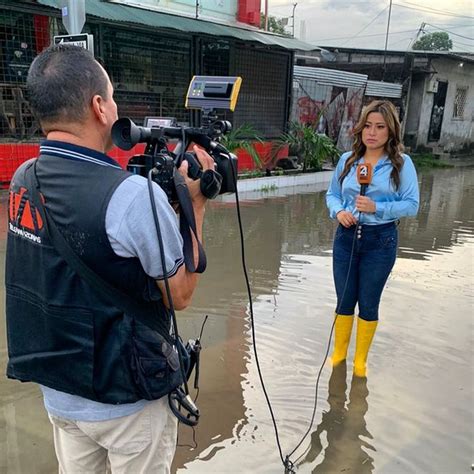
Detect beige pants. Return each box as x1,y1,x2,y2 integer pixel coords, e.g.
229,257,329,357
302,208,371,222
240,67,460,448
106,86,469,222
48,397,177,474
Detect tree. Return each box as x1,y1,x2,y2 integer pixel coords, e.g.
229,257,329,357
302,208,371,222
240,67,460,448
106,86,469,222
260,13,290,36
412,32,453,51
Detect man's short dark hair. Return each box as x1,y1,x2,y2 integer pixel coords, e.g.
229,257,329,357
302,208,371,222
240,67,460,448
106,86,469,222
27,44,109,125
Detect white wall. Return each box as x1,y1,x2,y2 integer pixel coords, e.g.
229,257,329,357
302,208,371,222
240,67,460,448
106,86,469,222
416,58,473,151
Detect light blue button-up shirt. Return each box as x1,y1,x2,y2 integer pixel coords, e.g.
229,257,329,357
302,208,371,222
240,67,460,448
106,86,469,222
326,151,419,225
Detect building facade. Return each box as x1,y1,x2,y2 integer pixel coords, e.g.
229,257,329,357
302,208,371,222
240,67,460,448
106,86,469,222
0,0,312,183
404,55,473,152
297,47,474,154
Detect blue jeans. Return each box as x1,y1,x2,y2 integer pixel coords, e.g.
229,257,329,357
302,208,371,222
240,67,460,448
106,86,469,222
332,222,398,321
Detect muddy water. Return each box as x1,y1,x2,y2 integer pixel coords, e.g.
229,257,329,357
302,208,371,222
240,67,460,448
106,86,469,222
1,166,472,474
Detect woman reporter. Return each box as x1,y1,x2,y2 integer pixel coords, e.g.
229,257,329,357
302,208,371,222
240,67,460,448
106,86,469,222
326,100,419,377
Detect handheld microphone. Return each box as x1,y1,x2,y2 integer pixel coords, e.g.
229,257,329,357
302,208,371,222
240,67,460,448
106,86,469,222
356,163,373,196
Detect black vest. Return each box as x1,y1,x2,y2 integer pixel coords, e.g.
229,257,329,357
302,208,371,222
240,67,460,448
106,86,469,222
6,153,184,403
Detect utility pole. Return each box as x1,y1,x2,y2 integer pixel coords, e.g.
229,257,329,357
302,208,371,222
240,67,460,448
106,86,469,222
264,0,269,31
382,0,393,81
195,0,199,19
408,22,425,49
291,3,297,38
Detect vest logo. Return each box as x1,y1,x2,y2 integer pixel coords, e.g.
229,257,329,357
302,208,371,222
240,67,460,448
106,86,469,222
9,187,44,244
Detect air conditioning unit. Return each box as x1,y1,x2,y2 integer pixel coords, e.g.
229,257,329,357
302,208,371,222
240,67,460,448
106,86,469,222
426,79,439,93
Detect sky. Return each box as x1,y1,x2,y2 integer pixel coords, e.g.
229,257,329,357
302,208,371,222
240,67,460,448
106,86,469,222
267,0,474,52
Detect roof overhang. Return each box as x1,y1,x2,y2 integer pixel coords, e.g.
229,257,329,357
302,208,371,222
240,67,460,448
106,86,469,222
36,0,320,51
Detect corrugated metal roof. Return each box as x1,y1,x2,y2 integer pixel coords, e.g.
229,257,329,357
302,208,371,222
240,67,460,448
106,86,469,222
36,0,318,51
365,80,402,98
293,65,368,88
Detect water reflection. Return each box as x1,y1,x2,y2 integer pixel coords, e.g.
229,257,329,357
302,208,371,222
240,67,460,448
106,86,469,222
398,168,474,259
298,363,374,473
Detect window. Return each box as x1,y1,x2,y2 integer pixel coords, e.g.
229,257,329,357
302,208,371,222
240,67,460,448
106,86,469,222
453,86,468,119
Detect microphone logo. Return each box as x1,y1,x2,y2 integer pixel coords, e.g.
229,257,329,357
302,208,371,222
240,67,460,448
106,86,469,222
357,163,372,196
357,163,372,185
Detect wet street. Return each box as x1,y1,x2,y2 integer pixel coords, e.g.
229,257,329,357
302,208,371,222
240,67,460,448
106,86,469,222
0,165,472,474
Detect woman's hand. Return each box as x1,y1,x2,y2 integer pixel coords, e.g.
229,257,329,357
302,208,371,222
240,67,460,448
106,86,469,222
336,210,358,228
355,195,376,214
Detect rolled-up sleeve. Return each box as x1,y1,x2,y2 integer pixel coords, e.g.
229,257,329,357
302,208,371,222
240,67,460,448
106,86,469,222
375,156,419,219
326,154,347,219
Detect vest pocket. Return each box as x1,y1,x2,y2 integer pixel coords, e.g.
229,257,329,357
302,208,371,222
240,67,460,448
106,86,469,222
6,287,95,399
130,320,189,400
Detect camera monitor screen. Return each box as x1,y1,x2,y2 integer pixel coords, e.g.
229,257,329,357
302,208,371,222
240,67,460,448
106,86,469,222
186,76,242,112
144,117,177,128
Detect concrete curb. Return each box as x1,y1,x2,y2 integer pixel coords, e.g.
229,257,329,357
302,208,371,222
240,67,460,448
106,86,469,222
236,170,334,192
217,170,334,203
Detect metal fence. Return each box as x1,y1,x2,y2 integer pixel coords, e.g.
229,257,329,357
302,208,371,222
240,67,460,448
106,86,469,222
0,5,292,143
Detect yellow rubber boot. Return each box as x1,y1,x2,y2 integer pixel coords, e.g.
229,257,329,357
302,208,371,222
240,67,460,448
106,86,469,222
331,314,354,366
353,317,378,377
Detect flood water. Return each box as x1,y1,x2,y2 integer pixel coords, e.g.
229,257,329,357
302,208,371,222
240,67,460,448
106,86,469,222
0,166,473,474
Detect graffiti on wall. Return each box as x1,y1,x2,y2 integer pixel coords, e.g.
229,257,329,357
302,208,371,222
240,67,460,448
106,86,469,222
337,87,365,151
293,80,365,153
297,96,325,125
326,90,345,141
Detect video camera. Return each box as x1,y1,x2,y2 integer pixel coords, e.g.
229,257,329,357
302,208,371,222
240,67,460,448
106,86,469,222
111,76,242,203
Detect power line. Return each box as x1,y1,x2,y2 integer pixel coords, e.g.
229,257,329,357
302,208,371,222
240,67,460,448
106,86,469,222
451,40,474,49
396,0,473,19
393,3,474,19
424,23,474,40
315,28,419,42
425,23,474,29
390,35,416,47
339,5,389,46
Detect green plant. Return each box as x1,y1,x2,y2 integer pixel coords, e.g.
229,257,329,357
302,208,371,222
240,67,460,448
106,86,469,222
412,153,454,169
412,32,452,51
276,121,340,171
260,184,278,192
219,123,264,168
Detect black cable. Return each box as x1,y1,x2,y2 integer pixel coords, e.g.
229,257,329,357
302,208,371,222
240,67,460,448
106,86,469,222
179,126,186,165
229,162,287,468
147,170,190,396
230,157,359,469
292,170,363,462
290,222,358,461
199,314,209,340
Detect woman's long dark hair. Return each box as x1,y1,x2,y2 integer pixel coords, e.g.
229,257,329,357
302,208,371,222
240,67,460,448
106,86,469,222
339,100,404,189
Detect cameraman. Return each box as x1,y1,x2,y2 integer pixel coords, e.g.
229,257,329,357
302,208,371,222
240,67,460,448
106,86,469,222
6,44,213,473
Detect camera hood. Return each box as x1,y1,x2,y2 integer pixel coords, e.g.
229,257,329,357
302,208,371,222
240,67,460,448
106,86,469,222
112,117,151,150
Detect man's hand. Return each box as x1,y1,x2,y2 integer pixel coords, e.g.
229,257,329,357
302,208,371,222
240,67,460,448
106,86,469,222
355,195,376,214
177,145,215,208
160,145,213,310
336,210,358,228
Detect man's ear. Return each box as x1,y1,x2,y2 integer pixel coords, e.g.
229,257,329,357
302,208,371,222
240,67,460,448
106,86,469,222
91,95,107,125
